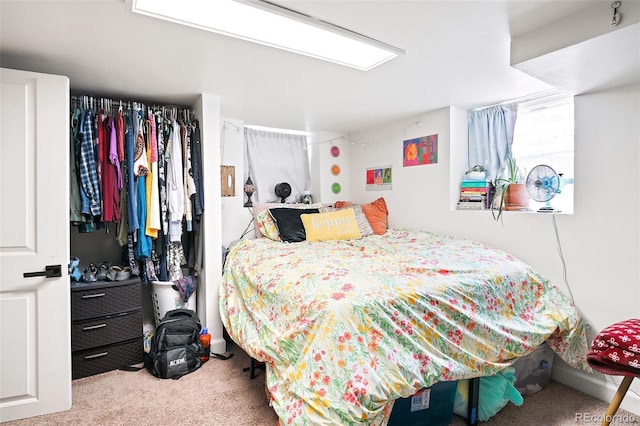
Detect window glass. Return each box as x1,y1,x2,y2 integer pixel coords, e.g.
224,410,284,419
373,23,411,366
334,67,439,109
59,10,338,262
512,96,574,214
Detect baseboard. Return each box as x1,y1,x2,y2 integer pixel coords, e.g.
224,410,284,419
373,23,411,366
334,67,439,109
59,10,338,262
210,337,227,355
551,358,640,416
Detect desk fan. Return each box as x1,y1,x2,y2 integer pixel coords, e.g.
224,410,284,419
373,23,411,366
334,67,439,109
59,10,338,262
525,165,569,212
275,182,292,203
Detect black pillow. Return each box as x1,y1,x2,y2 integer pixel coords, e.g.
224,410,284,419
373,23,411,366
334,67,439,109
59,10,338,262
269,208,320,243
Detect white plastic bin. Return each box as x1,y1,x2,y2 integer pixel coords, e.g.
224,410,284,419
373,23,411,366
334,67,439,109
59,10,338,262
512,342,554,395
151,280,196,325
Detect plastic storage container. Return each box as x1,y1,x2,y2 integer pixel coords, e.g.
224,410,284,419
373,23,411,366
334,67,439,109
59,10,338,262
151,280,196,325
388,380,457,426
512,342,554,395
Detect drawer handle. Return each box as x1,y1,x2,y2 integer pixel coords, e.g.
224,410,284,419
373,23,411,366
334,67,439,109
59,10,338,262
84,352,108,360
83,323,107,331
81,292,106,299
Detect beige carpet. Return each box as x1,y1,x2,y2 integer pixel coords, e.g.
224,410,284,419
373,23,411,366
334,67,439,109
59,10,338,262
6,344,638,425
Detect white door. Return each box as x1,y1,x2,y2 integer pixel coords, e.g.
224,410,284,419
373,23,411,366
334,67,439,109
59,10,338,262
0,68,72,422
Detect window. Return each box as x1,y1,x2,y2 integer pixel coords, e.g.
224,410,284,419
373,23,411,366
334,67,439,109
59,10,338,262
244,126,312,204
512,95,574,214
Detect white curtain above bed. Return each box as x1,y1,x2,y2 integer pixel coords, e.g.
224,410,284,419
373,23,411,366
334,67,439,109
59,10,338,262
244,127,311,203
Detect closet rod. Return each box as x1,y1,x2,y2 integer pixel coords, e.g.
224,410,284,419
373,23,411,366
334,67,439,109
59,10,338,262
70,95,190,112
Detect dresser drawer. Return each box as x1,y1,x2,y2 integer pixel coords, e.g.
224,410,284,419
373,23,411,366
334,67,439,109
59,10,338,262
72,337,144,380
72,309,142,352
71,279,141,321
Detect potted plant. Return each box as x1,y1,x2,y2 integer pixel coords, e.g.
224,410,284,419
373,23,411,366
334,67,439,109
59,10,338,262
491,156,529,221
464,165,486,180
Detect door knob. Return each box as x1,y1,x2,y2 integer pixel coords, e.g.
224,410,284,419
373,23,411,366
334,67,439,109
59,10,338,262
23,264,63,278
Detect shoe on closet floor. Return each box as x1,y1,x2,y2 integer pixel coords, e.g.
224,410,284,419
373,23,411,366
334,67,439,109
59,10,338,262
106,265,122,281
81,263,98,282
106,265,131,281
96,262,110,281
69,257,81,281
116,266,131,281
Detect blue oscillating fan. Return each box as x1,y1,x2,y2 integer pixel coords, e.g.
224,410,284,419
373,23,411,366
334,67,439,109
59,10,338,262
525,165,572,213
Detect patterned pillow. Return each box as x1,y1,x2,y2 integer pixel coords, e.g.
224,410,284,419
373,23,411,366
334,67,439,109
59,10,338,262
336,205,373,237
255,209,281,240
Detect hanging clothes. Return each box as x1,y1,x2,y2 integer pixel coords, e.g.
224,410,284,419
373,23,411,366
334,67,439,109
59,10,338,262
116,175,129,246
167,118,184,242
69,96,201,283
135,174,152,260
145,113,160,238
110,115,123,191
117,107,125,163
180,119,196,232
125,109,138,232
126,233,140,276
153,111,169,281
190,119,204,217
69,107,85,224
167,241,186,281
101,115,120,223
156,113,169,235
78,108,102,217
133,108,149,177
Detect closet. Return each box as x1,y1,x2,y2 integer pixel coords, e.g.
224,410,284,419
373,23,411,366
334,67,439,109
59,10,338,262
69,95,209,376
68,94,227,374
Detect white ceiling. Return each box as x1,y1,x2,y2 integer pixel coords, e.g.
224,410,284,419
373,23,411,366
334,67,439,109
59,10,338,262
0,0,637,134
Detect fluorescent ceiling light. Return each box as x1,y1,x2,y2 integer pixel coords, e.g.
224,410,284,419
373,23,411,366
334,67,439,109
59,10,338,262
132,0,404,71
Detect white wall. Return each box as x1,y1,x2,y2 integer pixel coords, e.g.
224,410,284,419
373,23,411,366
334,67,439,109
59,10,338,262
310,131,350,204
220,117,254,248
346,84,640,414
193,93,226,354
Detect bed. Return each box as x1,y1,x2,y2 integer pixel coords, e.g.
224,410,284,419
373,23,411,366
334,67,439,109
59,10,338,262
220,223,590,425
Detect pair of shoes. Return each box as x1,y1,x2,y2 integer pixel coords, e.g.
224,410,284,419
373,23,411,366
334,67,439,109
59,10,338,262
96,262,110,281
106,266,121,281
81,263,98,282
69,257,81,281
106,265,132,281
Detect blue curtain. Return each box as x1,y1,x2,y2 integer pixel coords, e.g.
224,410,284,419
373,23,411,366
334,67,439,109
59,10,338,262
467,104,518,182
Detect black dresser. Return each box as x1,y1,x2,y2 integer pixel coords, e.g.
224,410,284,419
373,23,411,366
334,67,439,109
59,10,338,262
71,278,144,379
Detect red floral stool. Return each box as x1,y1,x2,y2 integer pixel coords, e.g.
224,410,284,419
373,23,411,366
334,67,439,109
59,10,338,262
586,318,640,426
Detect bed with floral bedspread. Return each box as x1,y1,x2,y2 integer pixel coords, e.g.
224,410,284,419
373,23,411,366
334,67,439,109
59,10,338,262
219,229,590,425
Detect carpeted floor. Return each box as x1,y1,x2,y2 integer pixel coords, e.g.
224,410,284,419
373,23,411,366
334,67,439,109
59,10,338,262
6,344,638,425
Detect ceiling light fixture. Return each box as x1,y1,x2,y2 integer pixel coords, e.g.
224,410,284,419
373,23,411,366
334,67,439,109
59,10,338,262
132,0,405,71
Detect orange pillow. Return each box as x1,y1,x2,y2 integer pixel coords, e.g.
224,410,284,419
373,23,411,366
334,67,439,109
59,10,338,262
334,201,353,209
360,197,388,235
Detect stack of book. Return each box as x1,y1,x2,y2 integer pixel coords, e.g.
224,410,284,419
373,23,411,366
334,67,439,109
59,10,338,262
456,180,493,210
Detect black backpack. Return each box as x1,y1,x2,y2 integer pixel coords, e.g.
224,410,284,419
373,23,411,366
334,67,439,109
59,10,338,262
146,308,204,379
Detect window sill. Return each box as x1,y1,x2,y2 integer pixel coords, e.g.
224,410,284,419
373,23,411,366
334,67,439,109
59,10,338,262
454,207,573,215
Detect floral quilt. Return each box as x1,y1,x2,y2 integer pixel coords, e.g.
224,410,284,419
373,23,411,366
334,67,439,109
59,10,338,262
219,229,590,425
